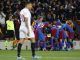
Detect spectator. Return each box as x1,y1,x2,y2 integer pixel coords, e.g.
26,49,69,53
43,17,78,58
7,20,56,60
14,16,20,40
6,15,15,40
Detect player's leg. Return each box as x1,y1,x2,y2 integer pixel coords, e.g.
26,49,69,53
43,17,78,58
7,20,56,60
59,39,63,50
30,38,36,57
59,31,63,50
62,31,68,51
29,31,41,60
30,37,42,60
30,38,41,60
17,39,24,57
28,30,36,58
17,27,28,58
68,32,74,50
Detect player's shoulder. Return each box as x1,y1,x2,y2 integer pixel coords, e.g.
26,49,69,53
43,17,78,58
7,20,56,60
20,8,25,14
20,8,29,14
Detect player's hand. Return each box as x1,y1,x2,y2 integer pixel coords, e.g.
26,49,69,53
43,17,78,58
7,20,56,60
27,31,29,36
27,30,31,37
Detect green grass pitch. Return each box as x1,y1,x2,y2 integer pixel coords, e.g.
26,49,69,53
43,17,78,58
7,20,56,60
0,50,80,60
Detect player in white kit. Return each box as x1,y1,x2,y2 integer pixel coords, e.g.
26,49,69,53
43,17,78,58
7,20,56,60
17,2,38,60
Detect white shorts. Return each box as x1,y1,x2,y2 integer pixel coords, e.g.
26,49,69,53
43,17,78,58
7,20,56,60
19,26,35,39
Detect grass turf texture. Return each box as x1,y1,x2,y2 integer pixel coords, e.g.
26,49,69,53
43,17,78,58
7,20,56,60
0,50,80,60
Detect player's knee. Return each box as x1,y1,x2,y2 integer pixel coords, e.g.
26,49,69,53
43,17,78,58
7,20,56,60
18,39,25,44
30,38,35,43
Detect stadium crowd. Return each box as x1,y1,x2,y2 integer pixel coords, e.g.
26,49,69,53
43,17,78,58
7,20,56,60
0,0,80,51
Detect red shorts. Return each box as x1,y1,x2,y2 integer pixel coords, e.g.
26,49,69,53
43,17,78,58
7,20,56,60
68,32,74,39
51,29,57,37
59,30,63,39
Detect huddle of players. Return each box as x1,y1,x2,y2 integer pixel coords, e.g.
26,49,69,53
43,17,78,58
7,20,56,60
33,19,74,51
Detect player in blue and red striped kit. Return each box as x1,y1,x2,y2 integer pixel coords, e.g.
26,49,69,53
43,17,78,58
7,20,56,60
62,21,74,50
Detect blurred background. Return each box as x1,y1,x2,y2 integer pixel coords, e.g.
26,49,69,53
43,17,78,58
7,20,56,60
0,0,80,51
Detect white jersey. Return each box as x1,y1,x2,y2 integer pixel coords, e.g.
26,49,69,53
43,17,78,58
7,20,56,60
20,8,32,30
19,8,34,38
